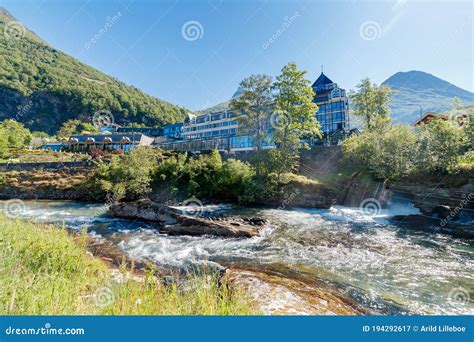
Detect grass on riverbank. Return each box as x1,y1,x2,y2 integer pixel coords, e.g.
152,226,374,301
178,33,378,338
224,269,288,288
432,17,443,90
0,149,89,163
0,215,258,315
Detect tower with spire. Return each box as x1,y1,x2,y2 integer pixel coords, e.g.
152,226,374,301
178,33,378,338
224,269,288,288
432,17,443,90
311,71,350,142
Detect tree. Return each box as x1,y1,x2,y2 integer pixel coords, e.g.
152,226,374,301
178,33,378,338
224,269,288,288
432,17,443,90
0,128,8,154
57,119,99,138
271,62,320,177
343,121,417,180
349,78,393,130
88,147,160,201
416,118,468,173
451,96,464,111
230,74,274,174
30,131,52,148
465,112,474,149
0,119,32,148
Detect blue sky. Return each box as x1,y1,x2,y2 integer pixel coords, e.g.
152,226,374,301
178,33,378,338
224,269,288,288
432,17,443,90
1,0,472,111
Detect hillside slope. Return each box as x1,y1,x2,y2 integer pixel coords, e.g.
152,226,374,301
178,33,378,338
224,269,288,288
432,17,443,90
382,70,474,123
197,87,243,115
0,7,187,134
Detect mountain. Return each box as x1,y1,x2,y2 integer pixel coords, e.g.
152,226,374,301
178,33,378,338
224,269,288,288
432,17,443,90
382,70,474,124
197,87,242,115
0,7,187,134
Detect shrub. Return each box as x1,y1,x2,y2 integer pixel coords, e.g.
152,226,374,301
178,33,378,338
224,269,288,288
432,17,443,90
343,118,469,181
416,119,468,174
343,124,417,180
88,147,161,201
154,150,256,203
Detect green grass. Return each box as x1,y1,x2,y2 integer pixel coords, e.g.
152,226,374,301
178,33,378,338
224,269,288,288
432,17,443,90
0,149,89,163
0,215,258,315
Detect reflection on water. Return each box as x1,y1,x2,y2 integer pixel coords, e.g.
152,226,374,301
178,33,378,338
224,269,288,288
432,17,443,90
2,199,473,315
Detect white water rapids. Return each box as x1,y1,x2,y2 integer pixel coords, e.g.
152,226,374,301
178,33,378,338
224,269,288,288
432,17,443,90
3,199,473,315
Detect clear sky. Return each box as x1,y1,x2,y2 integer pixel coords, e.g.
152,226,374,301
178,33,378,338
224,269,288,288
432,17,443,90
1,0,473,111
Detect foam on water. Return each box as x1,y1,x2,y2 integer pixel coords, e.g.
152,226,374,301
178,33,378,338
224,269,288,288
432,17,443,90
3,199,472,315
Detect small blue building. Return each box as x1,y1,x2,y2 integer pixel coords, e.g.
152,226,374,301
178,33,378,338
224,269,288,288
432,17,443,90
40,142,65,151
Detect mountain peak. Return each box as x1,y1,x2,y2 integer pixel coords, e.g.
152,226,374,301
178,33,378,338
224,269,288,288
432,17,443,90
0,6,17,22
383,70,466,92
0,6,48,44
0,6,187,134
382,70,474,123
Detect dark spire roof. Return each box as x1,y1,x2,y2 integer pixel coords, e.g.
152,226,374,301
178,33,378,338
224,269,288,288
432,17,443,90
312,72,334,88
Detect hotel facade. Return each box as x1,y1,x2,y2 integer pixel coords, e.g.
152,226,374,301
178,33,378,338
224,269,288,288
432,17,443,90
63,72,350,154
157,72,350,153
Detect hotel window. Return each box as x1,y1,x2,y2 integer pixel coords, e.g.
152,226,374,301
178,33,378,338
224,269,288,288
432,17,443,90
331,88,341,98
331,102,341,111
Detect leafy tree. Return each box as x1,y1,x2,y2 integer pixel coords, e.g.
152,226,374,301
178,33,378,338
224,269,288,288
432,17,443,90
30,131,52,148
57,120,99,138
346,123,417,180
464,112,474,149
349,78,393,129
154,150,256,202
230,74,274,175
0,129,8,154
451,96,464,110
416,118,468,173
271,62,320,178
0,119,32,148
88,147,160,201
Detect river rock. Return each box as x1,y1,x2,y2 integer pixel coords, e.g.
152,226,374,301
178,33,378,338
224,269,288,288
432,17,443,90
108,198,178,225
224,267,364,315
162,215,258,238
108,199,259,238
391,215,474,240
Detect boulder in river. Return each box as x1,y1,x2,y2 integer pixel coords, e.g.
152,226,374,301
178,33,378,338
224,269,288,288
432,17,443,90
163,215,258,238
390,214,474,240
108,198,178,225
224,266,364,315
108,199,260,238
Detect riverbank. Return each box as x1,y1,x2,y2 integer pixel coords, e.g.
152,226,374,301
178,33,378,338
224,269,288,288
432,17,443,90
0,215,257,315
1,146,472,239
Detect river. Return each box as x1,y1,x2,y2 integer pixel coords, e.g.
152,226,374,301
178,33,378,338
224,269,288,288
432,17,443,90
3,199,473,315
